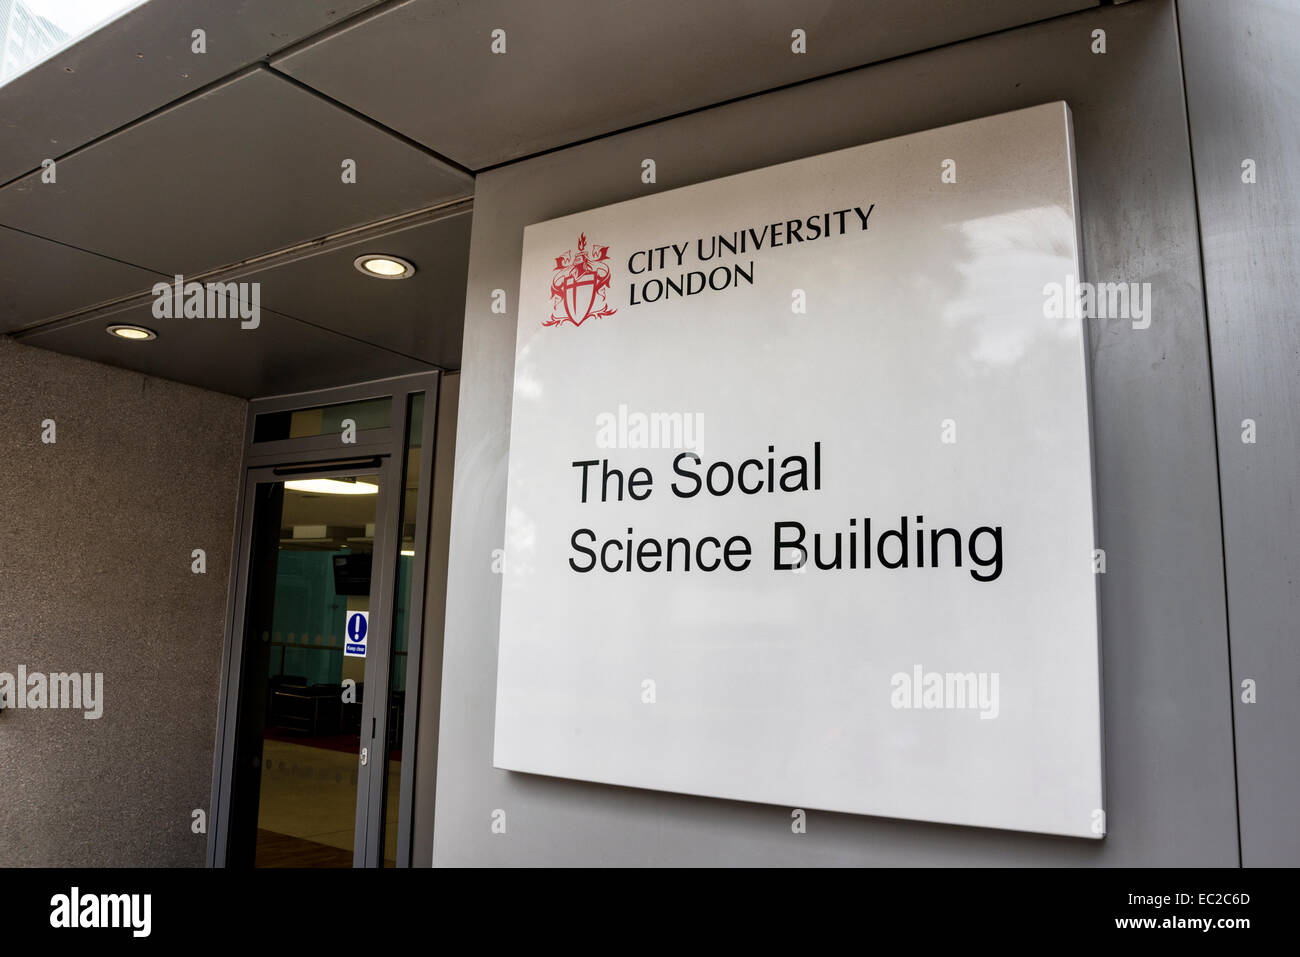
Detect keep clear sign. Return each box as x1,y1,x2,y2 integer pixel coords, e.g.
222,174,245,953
494,103,1104,840
344,611,369,658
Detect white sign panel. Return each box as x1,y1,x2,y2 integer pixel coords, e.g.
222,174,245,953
495,102,1103,839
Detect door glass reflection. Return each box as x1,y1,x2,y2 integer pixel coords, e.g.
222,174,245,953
382,393,424,866
231,473,379,867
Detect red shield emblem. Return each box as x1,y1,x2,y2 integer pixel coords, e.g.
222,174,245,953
546,233,616,328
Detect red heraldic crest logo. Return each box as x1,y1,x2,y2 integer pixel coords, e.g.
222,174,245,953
546,233,616,328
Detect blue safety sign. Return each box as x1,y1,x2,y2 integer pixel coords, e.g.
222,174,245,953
344,611,369,657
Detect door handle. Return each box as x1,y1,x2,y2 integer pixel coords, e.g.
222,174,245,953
360,747,369,766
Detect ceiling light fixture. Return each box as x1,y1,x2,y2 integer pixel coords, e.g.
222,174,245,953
354,254,416,280
284,478,379,495
106,323,157,341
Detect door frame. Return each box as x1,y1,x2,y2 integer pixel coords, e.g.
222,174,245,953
207,371,441,867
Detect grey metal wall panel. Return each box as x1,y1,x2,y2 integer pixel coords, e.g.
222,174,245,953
0,0,381,184
412,371,459,867
0,337,245,866
431,0,1239,865
274,0,1097,171
0,68,472,277
1179,0,1300,867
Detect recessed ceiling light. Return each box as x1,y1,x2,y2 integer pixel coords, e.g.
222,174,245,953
354,254,416,279
106,324,157,341
284,478,379,496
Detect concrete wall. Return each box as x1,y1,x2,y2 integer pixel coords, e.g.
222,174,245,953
432,0,1247,865
0,337,245,866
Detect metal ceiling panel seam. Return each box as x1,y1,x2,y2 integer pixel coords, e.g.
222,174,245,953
0,0,388,184
0,67,473,277
273,0,1098,170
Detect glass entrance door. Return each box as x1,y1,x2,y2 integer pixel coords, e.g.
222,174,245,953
224,459,398,867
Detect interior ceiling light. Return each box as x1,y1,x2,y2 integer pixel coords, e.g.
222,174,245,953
106,323,157,341
354,254,416,279
284,478,379,496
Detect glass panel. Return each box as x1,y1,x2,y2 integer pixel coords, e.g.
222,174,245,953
228,472,380,867
382,393,424,865
0,1,147,87
253,397,392,443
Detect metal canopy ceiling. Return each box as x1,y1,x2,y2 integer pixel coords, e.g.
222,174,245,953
0,0,1095,398
0,0,382,185
275,0,1094,171
0,67,471,275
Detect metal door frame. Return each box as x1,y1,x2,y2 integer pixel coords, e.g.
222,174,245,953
208,371,440,867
